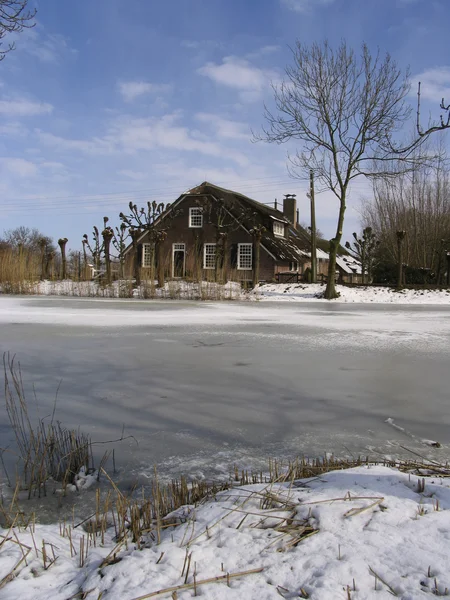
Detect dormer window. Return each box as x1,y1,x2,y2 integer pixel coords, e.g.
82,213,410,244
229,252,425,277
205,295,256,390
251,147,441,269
189,207,203,228
273,221,285,237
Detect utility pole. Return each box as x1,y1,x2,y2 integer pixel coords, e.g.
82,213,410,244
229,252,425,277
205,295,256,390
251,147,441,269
309,169,317,283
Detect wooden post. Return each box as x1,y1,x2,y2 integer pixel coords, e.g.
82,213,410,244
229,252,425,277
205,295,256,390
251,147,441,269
310,170,317,284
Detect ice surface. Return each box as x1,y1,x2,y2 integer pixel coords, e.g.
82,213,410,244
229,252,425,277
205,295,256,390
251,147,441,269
0,297,449,490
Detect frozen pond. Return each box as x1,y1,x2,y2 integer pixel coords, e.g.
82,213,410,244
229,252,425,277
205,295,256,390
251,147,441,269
1,296,450,485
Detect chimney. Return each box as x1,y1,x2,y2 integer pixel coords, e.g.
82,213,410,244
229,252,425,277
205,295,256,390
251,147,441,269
283,194,297,228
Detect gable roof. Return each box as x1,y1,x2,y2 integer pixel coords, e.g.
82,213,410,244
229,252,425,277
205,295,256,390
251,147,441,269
124,181,313,263
183,182,311,263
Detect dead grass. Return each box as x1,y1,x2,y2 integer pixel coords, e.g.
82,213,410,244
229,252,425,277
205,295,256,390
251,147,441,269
3,353,92,501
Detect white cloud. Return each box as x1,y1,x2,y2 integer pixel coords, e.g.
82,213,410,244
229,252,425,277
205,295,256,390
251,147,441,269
118,81,173,102
195,113,250,141
12,26,77,64
0,98,53,117
36,130,116,155
246,45,281,60
110,113,250,166
0,157,38,177
198,56,277,102
281,0,335,13
412,66,450,103
34,112,250,166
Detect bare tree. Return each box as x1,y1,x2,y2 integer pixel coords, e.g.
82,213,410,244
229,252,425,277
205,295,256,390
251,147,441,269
120,200,179,288
257,40,449,298
345,227,379,284
111,222,129,279
102,220,114,284
1,226,54,253
0,0,36,60
363,153,450,281
82,225,103,275
250,225,265,288
58,237,68,280
200,197,245,283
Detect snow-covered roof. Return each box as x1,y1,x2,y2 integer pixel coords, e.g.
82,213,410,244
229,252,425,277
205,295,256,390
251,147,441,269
298,248,329,260
336,255,362,274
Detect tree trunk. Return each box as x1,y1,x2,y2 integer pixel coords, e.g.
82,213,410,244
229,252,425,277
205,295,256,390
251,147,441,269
396,230,406,289
130,230,141,287
58,238,68,280
446,252,450,287
157,242,164,288
47,252,55,281
102,230,113,284
156,232,167,288
310,169,317,283
82,244,88,280
222,234,229,284
361,247,366,285
39,240,47,280
324,196,346,299
252,232,261,288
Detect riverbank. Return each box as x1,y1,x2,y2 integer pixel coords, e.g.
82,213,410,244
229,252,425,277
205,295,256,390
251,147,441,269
2,279,450,304
1,462,449,599
254,283,450,304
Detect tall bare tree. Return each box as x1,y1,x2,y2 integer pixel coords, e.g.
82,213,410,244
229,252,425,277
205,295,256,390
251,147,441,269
83,225,103,274
111,222,129,279
58,237,68,280
257,40,449,298
101,219,114,284
120,200,180,288
363,154,450,281
0,0,36,60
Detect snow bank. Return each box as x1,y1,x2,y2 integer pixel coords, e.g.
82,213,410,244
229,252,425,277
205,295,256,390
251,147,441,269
254,283,450,304
7,279,244,300
1,465,449,599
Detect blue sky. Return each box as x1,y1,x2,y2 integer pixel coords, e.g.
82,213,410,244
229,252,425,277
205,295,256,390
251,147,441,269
0,0,449,249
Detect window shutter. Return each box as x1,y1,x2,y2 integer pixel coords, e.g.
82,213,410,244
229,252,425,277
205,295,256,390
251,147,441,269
137,244,143,266
230,243,238,269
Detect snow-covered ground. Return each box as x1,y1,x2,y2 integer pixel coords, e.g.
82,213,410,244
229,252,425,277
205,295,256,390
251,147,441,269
3,279,450,304
1,465,449,599
3,279,244,300
254,283,450,304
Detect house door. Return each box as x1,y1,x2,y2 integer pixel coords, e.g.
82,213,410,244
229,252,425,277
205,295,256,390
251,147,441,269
172,243,186,278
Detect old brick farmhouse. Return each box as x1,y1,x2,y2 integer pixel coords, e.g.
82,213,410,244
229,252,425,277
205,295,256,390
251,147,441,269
123,181,362,284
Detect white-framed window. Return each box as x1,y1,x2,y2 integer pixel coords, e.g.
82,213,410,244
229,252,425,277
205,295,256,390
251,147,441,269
289,261,298,272
203,243,216,269
237,243,252,270
142,243,153,268
189,207,203,228
273,221,285,237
